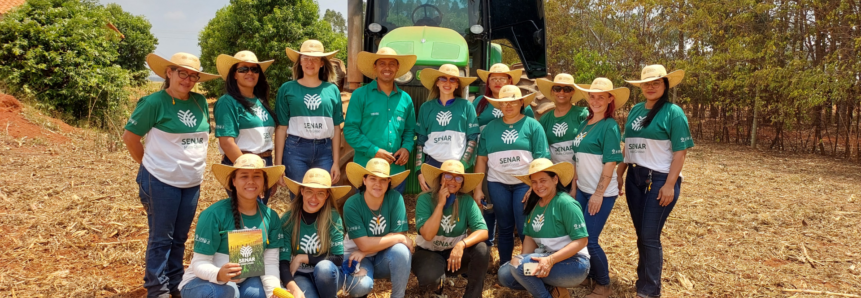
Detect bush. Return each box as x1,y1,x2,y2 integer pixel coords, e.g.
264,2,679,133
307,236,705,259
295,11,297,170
0,0,157,123
198,0,348,99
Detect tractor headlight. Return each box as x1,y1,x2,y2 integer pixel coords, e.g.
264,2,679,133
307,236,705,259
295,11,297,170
470,25,484,34
395,71,413,84
369,23,382,33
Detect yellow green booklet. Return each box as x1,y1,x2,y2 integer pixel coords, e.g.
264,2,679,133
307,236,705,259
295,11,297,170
228,229,264,278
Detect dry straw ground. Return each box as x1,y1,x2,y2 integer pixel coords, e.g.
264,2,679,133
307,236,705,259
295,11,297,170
0,98,860,297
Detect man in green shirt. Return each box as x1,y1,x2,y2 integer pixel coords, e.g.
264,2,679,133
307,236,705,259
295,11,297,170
344,47,418,193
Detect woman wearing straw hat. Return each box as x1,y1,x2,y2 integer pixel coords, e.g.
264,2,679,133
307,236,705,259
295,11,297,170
412,160,489,298
275,40,344,194
414,64,480,192
536,74,589,169
279,168,351,298
178,154,292,298
123,52,219,298
618,65,693,298
498,159,589,298
474,85,550,266
340,158,413,298
344,47,418,194
214,50,277,204
569,78,628,298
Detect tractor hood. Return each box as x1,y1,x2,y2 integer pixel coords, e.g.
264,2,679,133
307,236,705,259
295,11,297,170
379,26,468,67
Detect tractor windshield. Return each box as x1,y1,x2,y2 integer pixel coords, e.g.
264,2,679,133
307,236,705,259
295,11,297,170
369,0,480,35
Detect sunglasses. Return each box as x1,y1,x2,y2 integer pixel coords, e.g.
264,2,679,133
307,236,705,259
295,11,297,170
437,77,460,83
442,173,464,183
237,66,261,74
172,69,201,82
551,86,575,93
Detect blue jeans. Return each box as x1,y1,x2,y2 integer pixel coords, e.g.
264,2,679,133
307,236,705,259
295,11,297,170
574,189,617,286
625,166,680,297
486,181,530,265
343,243,412,298
480,178,496,247
221,155,274,205
136,165,200,297
283,135,333,187
293,260,343,298
180,276,264,298
498,253,590,298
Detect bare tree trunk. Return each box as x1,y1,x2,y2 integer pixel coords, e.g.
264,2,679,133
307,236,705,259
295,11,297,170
814,104,825,153
751,86,759,148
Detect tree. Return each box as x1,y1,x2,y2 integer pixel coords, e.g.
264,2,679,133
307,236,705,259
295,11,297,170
323,9,346,34
198,0,348,99
0,0,158,122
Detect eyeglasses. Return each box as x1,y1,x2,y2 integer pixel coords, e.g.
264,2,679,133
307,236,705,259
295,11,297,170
301,188,329,198
237,66,261,74
488,77,509,83
442,173,464,183
300,56,322,63
172,69,201,82
642,80,664,89
551,86,575,93
438,77,459,83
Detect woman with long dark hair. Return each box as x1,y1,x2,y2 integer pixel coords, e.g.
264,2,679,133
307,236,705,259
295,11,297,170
214,50,277,203
414,64,479,191
570,78,628,298
178,154,294,298
275,40,343,193
618,65,693,298
123,52,219,298
498,158,589,298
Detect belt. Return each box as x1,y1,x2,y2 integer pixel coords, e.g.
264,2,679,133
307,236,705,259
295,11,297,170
241,150,272,158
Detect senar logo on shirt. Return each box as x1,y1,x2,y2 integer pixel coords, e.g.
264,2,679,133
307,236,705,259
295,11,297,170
552,122,568,138
433,135,451,143
369,214,387,235
441,215,456,233
177,110,197,127
304,94,322,110
501,129,519,144
252,105,268,121
631,116,647,131
572,132,586,147
300,233,321,254
492,108,504,118
436,111,453,126
531,214,545,232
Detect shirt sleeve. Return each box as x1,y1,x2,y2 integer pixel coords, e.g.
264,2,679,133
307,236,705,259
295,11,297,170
343,90,380,157
401,94,417,152
602,121,624,164
560,198,589,240
266,209,282,249
415,103,429,144
343,196,369,239
466,102,480,136
462,194,487,231
275,83,291,126
524,105,535,118
124,95,159,136
214,97,240,138
192,210,221,255
530,120,551,159
414,193,432,231
329,211,345,255
390,191,409,233
330,84,345,126
278,212,293,261
477,128,488,156
669,106,695,151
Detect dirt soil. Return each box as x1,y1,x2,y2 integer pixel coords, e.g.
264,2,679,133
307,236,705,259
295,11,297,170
0,99,860,297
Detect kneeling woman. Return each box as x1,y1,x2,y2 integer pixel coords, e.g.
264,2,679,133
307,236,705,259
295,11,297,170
280,168,352,298
178,154,297,298
412,160,489,298
341,158,413,298
498,159,590,298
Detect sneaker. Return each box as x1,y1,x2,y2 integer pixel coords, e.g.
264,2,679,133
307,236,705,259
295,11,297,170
551,287,571,298
585,284,612,298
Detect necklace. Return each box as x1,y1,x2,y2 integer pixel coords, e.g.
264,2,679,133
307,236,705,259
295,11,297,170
579,118,602,139
527,196,553,224
239,204,269,245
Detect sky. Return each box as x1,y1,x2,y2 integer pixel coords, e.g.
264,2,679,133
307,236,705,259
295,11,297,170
99,0,348,59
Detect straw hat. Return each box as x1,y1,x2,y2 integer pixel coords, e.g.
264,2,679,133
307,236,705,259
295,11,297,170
346,158,411,189
537,73,586,104
286,40,339,63
212,154,286,190
625,64,685,88
146,52,219,82
573,77,630,109
477,63,522,85
514,158,575,187
356,47,418,79
215,50,274,80
421,160,484,193
419,64,477,91
486,85,536,110
285,168,351,201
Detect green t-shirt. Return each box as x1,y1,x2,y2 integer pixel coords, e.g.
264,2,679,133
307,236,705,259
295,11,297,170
472,95,535,131
416,98,480,162
124,90,210,188
525,192,589,257
343,80,416,174
278,210,344,273
214,95,276,154
477,116,550,184
538,106,589,164
275,81,344,139
192,199,283,256
414,193,487,251
572,119,623,196
623,103,694,173
342,190,409,257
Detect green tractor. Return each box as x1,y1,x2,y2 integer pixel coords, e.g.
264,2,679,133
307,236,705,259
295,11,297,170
344,0,548,193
